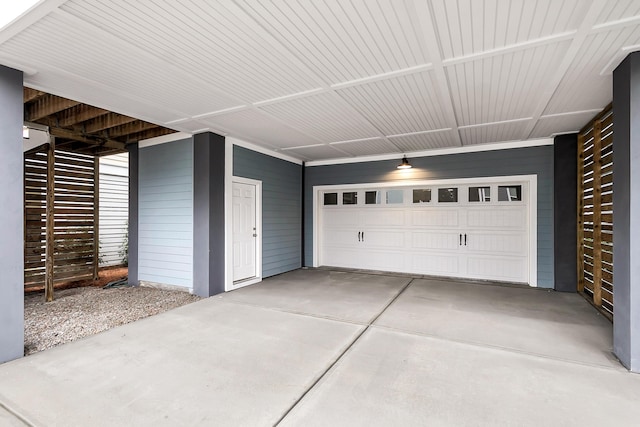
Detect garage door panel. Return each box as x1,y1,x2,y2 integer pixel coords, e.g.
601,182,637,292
323,209,360,228
465,255,527,282
322,248,362,269
362,210,405,227
410,252,459,275
363,230,405,249
360,250,407,272
467,207,526,229
466,232,527,255
323,229,359,247
411,209,459,227
412,231,459,251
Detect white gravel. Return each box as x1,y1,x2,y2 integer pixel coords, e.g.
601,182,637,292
24,286,201,355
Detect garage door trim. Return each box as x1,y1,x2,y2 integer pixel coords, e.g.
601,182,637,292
312,174,538,286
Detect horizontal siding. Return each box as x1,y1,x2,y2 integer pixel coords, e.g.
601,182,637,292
138,139,193,289
305,146,554,288
233,145,302,278
99,153,128,267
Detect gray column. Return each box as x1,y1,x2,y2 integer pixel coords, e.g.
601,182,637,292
193,132,226,297
553,134,578,292
127,143,139,286
0,65,24,363
613,52,640,372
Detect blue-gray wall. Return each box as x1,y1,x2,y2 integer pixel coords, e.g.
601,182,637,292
0,65,24,363
304,145,554,288
138,139,194,290
234,145,302,278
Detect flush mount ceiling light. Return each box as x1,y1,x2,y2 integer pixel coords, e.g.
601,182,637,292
397,155,412,169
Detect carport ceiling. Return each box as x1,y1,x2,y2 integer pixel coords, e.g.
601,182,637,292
2,0,639,161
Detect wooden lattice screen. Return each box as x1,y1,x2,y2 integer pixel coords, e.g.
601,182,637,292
24,143,98,299
577,105,613,318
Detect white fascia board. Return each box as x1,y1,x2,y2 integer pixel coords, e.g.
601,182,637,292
227,137,303,165
138,132,192,148
305,138,554,167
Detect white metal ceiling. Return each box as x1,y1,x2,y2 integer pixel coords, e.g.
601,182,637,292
1,0,638,161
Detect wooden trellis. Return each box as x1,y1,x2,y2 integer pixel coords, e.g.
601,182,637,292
24,141,99,301
577,105,613,319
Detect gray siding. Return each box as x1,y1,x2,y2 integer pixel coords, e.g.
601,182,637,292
234,145,302,278
305,146,554,288
139,139,193,289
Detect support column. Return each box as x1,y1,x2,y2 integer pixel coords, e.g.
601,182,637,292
193,132,226,297
553,133,578,292
613,52,640,371
127,143,139,286
0,65,24,363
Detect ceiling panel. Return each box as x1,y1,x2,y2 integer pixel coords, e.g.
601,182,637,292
258,92,381,142
199,108,320,148
61,0,322,103
447,41,571,126
529,111,598,139
388,130,459,152
336,71,449,135
544,26,640,115
281,144,347,161
596,0,640,25
459,121,531,145
238,0,430,84
0,12,241,117
330,138,399,156
431,0,586,60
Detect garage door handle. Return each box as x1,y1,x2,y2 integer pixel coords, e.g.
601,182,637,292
464,233,467,246
358,231,361,242
459,233,462,246
362,231,364,242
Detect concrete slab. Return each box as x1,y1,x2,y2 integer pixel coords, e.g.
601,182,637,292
0,298,362,427
375,278,617,368
280,328,640,427
221,269,411,323
0,405,27,427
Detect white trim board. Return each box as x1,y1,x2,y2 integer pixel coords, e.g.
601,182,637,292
306,138,554,167
227,137,304,165
312,174,538,287
139,132,192,148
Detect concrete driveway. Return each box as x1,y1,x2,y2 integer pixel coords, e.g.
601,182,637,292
0,269,638,426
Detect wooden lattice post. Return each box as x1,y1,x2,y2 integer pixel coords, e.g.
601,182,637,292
592,120,603,307
93,156,100,280
577,133,585,293
45,139,55,302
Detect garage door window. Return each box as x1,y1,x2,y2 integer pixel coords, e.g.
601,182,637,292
343,192,358,205
324,192,338,205
365,190,381,205
498,185,522,201
386,189,404,204
469,186,490,202
413,189,431,203
438,187,458,202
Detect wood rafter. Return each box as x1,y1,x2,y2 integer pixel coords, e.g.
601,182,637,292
23,87,177,155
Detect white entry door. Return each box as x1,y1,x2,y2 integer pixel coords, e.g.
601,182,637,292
232,181,257,282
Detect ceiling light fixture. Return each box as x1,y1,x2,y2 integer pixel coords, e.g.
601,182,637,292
397,155,412,169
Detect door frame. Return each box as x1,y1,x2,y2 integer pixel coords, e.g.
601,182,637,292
313,174,538,286
227,176,262,291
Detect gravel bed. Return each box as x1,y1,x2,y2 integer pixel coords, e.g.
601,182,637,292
24,286,201,355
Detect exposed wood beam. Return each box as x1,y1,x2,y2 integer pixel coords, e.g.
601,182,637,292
108,121,159,138
26,94,80,121
82,113,137,134
23,87,46,103
49,127,125,150
58,104,109,127
124,127,177,143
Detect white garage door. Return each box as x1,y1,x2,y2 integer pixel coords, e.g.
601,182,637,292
318,178,534,284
